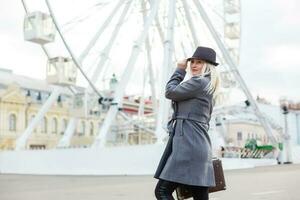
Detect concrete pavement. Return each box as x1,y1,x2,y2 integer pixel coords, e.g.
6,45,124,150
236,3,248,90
0,164,299,200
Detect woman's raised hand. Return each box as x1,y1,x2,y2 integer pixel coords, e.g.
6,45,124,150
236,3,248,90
177,59,187,70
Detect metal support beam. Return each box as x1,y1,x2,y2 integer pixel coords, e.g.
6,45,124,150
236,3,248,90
77,0,125,63
83,0,132,117
145,40,158,116
119,112,154,134
142,0,158,120
155,0,176,144
92,0,160,148
88,0,133,91
57,117,77,148
146,0,164,44
181,0,199,47
175,8,191,58
193,0,276,143
15,87,61,150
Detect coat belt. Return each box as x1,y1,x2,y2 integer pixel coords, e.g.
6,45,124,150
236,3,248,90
173,112,208,124
167,112,208,135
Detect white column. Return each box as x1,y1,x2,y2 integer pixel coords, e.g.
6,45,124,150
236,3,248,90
283,113,293,163
15,87,61,150
296,113,300,145
57,117,77,148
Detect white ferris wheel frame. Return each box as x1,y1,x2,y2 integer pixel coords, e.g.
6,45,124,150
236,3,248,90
17,0,279,151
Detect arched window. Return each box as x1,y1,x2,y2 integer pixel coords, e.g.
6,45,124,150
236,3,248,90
80,121,85,136
41,117,47,133
237,132,242,141
52,118,58,134
9,114,17,131
90,122,94,136
30,115,37,132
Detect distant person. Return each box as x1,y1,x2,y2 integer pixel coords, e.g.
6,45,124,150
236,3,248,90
221,146,225,158
276,149,283,164
154,46,220,200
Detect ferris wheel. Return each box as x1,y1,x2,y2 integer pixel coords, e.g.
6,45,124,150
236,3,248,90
17,0,277,150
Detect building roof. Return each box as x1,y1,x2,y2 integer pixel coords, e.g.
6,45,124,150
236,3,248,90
0,68,82,96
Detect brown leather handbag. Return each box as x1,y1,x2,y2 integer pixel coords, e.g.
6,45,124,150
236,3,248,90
176,158,226,199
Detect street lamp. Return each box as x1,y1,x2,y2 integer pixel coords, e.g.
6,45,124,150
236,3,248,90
280,98,293,164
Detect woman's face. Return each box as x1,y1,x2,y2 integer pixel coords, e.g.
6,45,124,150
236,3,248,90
190,59,206,76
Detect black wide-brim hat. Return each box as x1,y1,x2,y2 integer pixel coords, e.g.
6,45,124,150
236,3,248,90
187,46,219,66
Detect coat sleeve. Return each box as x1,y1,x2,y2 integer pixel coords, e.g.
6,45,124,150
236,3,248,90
165,68,209,101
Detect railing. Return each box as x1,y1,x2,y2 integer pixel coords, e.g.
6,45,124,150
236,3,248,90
220,146,275,159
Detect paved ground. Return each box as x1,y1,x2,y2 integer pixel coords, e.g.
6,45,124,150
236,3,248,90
0,164,299,200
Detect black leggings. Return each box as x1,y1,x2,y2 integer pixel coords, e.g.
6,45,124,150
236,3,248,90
155,179,209,200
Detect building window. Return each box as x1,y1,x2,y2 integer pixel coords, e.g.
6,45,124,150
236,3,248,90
30,144,46,150
237,131,242,141
90,122,94,136
82,121,85,135
9,114,17,131
79,121,85,136
30,115,37,132
41,117,47,133
134,124,139,132
52,118,58,134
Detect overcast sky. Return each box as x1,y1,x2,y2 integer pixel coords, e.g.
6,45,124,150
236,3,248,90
0,0,300,105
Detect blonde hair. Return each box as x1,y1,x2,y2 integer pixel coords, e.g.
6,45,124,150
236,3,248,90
195,63,220,98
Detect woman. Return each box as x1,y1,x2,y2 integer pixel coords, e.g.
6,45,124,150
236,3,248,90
154,46,220,200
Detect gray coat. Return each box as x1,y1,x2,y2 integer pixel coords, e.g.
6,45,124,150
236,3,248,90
154,68,215,187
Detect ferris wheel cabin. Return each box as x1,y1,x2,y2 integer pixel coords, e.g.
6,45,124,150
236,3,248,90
46,57,77,86
224,22,240,40
224,0,240,14
23,11,56,44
